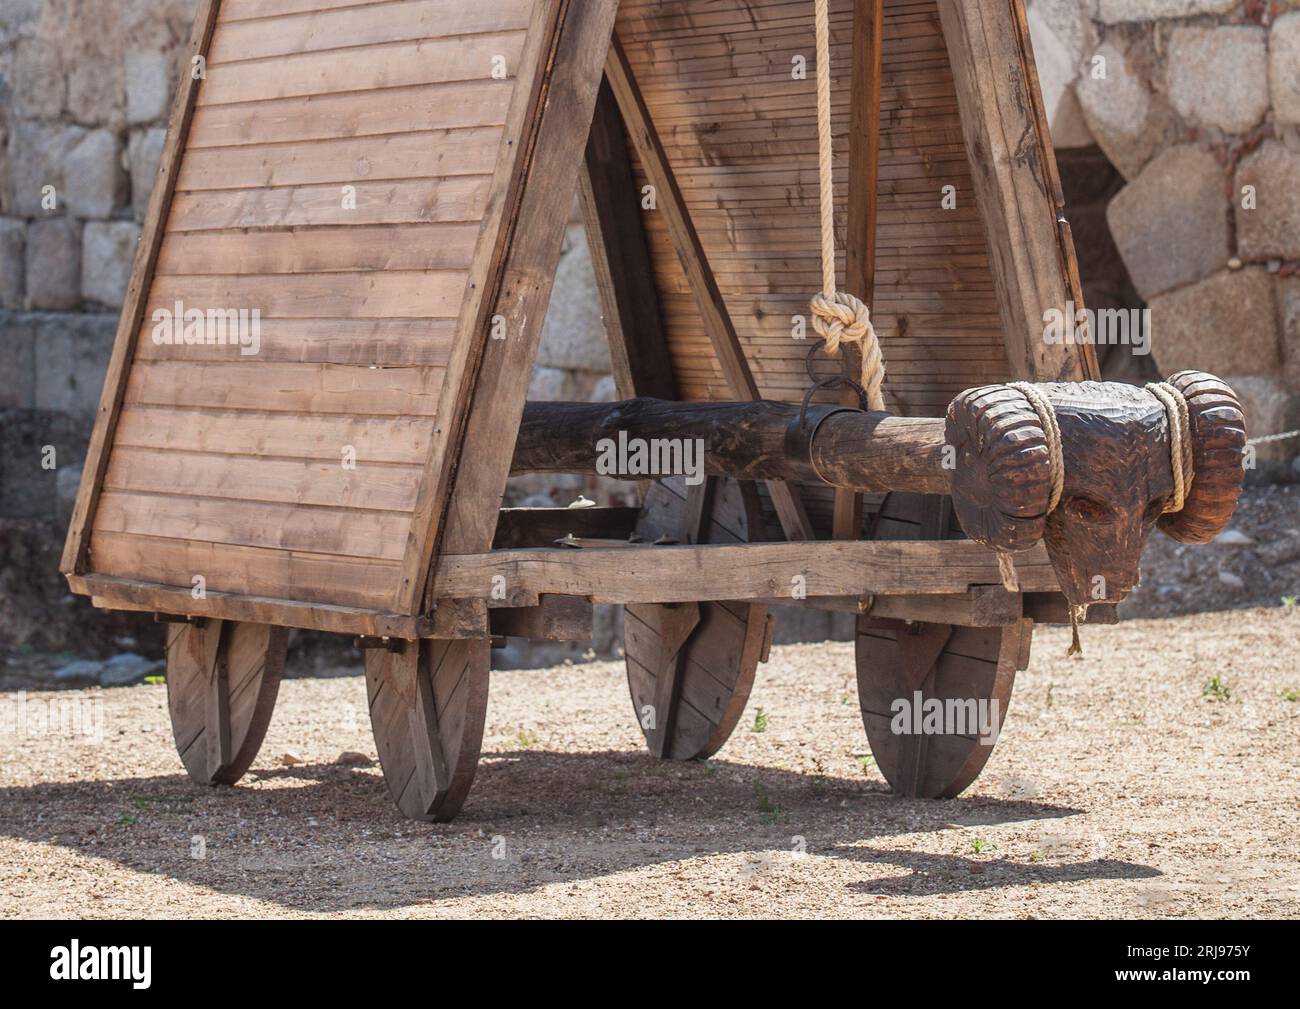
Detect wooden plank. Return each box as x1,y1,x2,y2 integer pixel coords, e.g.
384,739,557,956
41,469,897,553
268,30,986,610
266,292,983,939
605,33,815,542
175,129,501,191
146,272,468,319
94,490,409,561
102,447,421,512
403,0,622,613
580,77,676,401
60,0,220,577
166,176,491,231
491,594,594,640
88,531,399,609
208,0,535,64
834,0,884,541
936,0,1096,382
134,318,455,366
124,362,443,416
189,81,514,147
113,406,432,464
155,225,480,276
200,35,526,105
72,573,429,638
434,539,1060,605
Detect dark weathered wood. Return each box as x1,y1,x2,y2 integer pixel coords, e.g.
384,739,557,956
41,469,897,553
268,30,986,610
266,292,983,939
492,506,641,549
605,35,815,544
625,477,767,761
424,0,620,599
1024,594,1118,625
166,620,287,786
581,77,675,402
492,594,593,641
858,618,1023,798
61,0,221,576
366,638,489,822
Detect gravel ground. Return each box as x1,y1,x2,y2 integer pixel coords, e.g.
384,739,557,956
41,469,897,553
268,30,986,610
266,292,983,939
1,607,1297,919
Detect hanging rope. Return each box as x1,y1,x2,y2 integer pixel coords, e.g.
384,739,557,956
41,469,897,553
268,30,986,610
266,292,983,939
808,0,885,412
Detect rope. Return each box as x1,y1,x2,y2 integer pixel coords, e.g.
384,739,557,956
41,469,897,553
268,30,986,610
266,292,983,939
1145,382,1194,514
808,0,885,412
993,382,1066,595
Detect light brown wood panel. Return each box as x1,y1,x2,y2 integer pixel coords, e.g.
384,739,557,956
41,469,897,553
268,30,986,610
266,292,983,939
147,272,468,319
88,531,400,609
189,81,514,147
167,176,491,231
208,0,534,64
124,361,444,416
219,0,374,20
135,318,455,366
113,405,432,464
176,129,501,191
155,224,479,276
103,446,421,512
201,34,525,105
95,490,408,561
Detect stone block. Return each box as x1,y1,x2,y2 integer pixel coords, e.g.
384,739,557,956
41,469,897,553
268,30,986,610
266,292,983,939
32,313,118,419
1235,141,1300,261
127,127,166,220
1166,27,1268,134
1107,144,1228,299
0,218,24,309
67,56,125,128
1075,41,1164,180
125,49,171,124
1278,277,1300,393
1228,375,1299,465
63,128,125,218
1098,0,1239,22
82,220,140,307
11,39,65,118
0,312,36,408
24,217,81,311
537,225,610,373
1271,11,1300,127
1148,268,1281,377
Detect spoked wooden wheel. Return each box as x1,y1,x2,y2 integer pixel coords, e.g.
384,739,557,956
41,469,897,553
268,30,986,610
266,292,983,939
855,493,1028,797
166,620,288,786
624,476,771,760
365,638,490,822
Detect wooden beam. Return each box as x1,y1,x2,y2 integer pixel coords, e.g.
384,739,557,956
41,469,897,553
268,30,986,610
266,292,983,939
433,540,1060,606
835,0,885,542
492,594,594,641
581,77,676,401
71,574,430,639
936,0,1098,383
416,0,621,609
604,35,816,544
60,1,221,576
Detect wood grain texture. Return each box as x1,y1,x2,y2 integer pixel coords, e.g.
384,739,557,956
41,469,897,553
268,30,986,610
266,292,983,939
166,619,288,786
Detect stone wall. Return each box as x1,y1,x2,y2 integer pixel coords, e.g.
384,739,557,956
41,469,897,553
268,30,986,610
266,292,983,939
1029,0,1300,469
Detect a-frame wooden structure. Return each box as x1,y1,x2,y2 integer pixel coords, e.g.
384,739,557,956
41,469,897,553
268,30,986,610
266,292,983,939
64,0,1194,821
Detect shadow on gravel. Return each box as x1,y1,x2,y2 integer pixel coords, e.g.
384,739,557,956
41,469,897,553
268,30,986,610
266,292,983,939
0,749,1157,913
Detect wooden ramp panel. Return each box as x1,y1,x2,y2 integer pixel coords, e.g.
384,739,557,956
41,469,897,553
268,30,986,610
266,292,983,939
78,0,548,612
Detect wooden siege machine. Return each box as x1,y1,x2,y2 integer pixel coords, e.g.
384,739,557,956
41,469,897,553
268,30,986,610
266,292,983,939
61,0,1245,820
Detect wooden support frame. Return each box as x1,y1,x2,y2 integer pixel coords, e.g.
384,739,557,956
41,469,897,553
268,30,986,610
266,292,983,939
604,35,816,544
60,0,220,576
433,540,1059,607
937,0,1099,383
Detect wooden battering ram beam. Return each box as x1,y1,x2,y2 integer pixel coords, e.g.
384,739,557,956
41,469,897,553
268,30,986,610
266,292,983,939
506,371,1247,611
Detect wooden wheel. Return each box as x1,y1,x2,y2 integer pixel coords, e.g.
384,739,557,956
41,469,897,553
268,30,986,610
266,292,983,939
855,493,1028,797
365,638,490,822
166,620,288,786
624,477,771,760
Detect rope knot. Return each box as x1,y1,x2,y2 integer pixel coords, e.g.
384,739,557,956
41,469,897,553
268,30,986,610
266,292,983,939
809,291,886,411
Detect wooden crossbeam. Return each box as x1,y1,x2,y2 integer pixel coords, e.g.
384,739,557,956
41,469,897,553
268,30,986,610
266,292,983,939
433,540,1059,606
604,35,816,544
